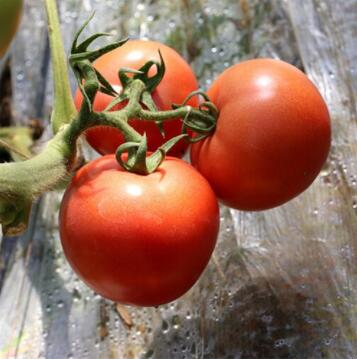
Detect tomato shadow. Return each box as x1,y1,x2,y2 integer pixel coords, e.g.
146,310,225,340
146,250,351,358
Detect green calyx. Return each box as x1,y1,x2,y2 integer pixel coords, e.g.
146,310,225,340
69,14,218,175
116,133,188,175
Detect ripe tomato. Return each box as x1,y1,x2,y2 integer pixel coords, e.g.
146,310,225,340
0,0,23,58
59,155,219,306
191,59,331,211
74,40,199,157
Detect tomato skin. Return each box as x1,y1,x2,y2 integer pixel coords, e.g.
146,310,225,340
59,155,219,306
191,59,331,211
0,0,23,58
75,40,199,157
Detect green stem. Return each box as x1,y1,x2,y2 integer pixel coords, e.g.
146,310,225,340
138,106,211,122
0,127,34,161
45,0,77,134
0,102,143,236
0,127,32,137
0,133,72,200
0,130,72,236
139,108,188,121
123,80,146,116
0,6,218,236
97,113,142,142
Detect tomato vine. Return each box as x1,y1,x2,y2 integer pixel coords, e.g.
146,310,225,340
0,0,218,236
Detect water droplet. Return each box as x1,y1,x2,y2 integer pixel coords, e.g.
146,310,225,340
72,288,81,302
16,72,25,81
137,3,145,11
161,320,169,334
323,338,331,346
274,338,286,347
172,315,181,329
57,300,64,308
197,15,204,25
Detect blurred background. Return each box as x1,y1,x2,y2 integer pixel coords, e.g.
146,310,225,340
0,0,356,358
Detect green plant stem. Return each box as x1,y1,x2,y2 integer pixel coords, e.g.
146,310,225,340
0,127,31,137
0,100,194,207
0,1,218,237
139,107,213,123
0,133,72,200
45,0,77,133
0,76,206,236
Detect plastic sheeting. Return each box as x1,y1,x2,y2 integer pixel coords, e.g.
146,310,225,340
0,0,356,358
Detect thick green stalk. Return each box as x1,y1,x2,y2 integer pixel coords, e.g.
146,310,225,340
0,128,72,236
45,0,77,133
0,97,139,236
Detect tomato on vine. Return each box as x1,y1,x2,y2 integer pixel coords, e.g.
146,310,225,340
75,40,199,157
191,58,331,210
59,155,219,306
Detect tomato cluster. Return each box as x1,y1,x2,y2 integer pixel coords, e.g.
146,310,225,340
61,40,331,306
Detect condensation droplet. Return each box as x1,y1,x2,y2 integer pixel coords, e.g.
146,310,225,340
172,315,181,329
274,338,286,348
57,300,64,308
161,320,169,334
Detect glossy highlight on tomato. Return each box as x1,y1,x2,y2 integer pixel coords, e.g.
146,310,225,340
191,58,331,211
0,0,23,58
75,40,199,157
59,155,219,306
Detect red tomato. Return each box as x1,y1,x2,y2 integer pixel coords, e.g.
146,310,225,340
191,59,331,211
75,40,199,157
59,155,219,306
